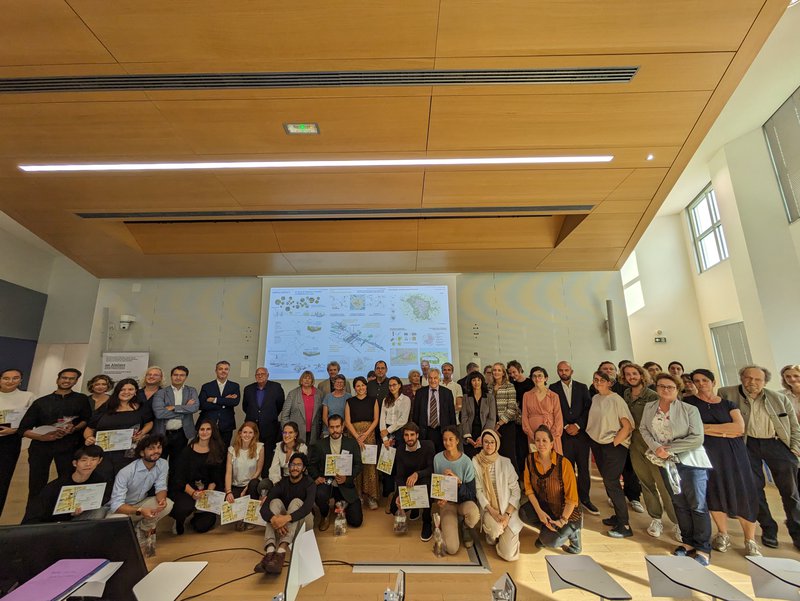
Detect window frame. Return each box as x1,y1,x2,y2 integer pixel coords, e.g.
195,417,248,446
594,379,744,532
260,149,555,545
686,184,729,273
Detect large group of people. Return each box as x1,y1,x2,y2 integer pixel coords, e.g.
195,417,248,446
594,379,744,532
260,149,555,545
2,357,800,571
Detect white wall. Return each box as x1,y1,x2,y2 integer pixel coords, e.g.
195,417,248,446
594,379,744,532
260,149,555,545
627,215,709,371
0,219,54,294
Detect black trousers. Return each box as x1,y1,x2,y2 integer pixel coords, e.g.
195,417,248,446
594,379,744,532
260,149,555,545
25,442,75,520
591,441,629,526
622,452,642,502
497,422,519,474
163,429,189,488
220,430,233,448
562,429,592,504
231,478,260,500
747,437,800,544
515,423,528,478
0,435,21,517
425,427,444,455
172,491,217,533
315,483,363,527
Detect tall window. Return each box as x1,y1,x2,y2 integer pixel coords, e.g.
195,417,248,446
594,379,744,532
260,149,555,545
764,84,800,223
687,185,728,272
621,251,644,316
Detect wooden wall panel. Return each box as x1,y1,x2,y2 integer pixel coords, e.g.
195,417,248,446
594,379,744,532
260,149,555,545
283,251,418,274
556,213,642,249
537,247,624,271
126,222,282,254
416,249,550,272
273,220,418,253
417,217,561,250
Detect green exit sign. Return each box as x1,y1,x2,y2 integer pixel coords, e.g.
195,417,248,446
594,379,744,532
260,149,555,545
283,123,320,135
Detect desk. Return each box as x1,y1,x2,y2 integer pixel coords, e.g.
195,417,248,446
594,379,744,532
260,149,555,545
645,556,751,601
545,555,631,600
746,556,800,601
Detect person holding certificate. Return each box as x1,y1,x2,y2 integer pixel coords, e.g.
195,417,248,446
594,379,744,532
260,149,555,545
23,445,110,523
0,368,35,518
522,425,583,554
473,429,522,561
171,419,226,535
345,376,380,510
224,421,264,530
379,376,411,501
433,426,480,554
84,378,154,478
393,422,436,541
308,414,363,530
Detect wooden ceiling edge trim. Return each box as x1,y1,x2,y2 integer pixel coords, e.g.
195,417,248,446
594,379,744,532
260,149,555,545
554,214,587,246
613,0,787,270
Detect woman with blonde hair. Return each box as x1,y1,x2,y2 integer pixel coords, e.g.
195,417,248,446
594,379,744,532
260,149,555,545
279,370,324,444
224,421,264,530
86,374,114,413
138,366,164,409
780,365,800,419
491,362,519,473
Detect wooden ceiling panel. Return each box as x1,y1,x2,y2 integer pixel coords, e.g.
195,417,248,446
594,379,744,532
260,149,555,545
416,249,550,272
428,92,711,151
273,220,418,253
605,168,669,201
283,251,418,274
218,172,424,209
432,53,733,96
537,247,625,271
126,222,281,254
0,0,115,67
422,169,633,208
417,217,561,250
153,97,432,155
591,200,651,215
68,1,440,64
436,0,763,56
556,213,643,249
0,101,191,158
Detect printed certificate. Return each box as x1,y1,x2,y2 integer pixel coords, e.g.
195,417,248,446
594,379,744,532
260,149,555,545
397,485,430,510
430,474,458,502
53,483,107,515
376,445,396,475
324,453,353,476
95,429,135,452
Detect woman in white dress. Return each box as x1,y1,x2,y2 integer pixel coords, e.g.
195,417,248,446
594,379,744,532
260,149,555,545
224,421,264,530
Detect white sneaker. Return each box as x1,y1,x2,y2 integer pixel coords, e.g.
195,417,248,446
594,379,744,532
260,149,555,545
712,532,731,552
647,518,663,538
629,500,645,513
744,539,762,557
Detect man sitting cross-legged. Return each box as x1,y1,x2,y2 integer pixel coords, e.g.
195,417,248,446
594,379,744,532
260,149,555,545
255,452,316,574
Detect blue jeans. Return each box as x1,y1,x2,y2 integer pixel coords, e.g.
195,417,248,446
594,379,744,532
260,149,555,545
661,464,711,553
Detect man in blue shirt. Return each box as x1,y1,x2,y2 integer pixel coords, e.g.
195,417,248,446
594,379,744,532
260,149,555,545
108,433,173,557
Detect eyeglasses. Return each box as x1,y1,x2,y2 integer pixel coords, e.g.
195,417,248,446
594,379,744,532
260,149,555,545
656,384,677,390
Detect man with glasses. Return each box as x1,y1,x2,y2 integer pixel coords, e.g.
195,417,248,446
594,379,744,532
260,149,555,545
152,365,199,482
412,368,455,454
719,365,800,549
243,367,285,471
19,368,92,521
367,360,389,402
318,361,351,396
256,452,316,574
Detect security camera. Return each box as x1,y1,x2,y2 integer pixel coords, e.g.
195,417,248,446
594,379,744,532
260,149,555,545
119,314,136,330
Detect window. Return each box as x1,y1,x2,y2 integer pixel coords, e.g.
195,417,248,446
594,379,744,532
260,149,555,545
687,185,728,272
764,84,800,223
621,251,645,316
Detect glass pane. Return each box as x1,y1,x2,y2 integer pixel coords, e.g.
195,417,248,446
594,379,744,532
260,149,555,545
620,251,639,285
708,189,720,221
624,281,645,315
700,232,721,269
692,198,713,235
716,226,729,260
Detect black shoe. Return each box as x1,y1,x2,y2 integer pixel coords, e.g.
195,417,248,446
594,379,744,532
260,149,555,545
762,535,779,549
409,509,421,521
608,525,633,538
581,501,600,516
564,543,581,554
421,522,433,542
602,515,618,526
535,538,545,549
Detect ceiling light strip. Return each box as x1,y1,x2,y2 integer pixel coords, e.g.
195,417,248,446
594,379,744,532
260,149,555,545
20,156,613,173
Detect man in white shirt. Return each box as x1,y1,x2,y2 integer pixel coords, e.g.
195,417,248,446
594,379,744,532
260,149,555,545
0,368,35,516
441,362,464,423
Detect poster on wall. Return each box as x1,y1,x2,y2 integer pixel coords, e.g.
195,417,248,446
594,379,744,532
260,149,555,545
101,352,150,381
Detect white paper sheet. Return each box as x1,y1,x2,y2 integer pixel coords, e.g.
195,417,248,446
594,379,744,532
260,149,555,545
195,490,225,514
0,409,24,429
430,474,458,502
398,485,430,509
244,499,267,526
95,428,136,452
220,496,250,525
53,483,107,514
324,453,353,476
361,444,378,465
377,445,396,475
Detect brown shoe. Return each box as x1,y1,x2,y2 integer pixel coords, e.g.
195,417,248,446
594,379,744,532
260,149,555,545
319,514,330,531
254,553,271,573
266,551,284,574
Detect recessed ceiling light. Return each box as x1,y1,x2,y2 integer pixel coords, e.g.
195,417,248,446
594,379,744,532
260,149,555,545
19,155,614,173
283,123,320,135
646,153,654,161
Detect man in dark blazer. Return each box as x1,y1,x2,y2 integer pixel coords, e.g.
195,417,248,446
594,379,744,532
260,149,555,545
151,365,199,481
308,414,363,529
412,368,456,454
198,360,240,447
550,360,597,514
242,367,285,472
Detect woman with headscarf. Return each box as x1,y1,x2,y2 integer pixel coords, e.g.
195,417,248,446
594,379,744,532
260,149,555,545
472,428,521,561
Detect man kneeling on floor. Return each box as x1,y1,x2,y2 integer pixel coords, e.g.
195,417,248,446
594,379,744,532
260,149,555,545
256,452,316,574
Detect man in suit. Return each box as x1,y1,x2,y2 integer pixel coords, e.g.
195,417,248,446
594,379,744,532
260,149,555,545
317,361,351,396
719,365,800,550
151,365,199,482
550,360,597,515
412,368,456,454
308,414,363,529
243,367,285,472
198,360,240,447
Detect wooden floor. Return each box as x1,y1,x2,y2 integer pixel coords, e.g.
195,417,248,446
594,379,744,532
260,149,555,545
2,450,798,600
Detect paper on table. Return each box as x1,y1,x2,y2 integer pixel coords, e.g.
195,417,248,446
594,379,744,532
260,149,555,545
53,483,107,515
95,428,136,452
220,497,249,525
324,453,353,476
377,445,396,475
430,474,458,502
0,409,23,429
361,444,378,465
64,562,123,599
244,499,266,526
398,485,430,509
195,490,225,514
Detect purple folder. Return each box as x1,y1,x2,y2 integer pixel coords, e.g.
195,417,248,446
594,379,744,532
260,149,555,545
4,558,109,601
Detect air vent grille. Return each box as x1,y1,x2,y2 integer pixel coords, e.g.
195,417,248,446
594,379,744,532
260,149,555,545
0,68,638,94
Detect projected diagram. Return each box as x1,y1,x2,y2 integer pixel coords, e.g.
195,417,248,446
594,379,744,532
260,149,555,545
265,285,452,380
